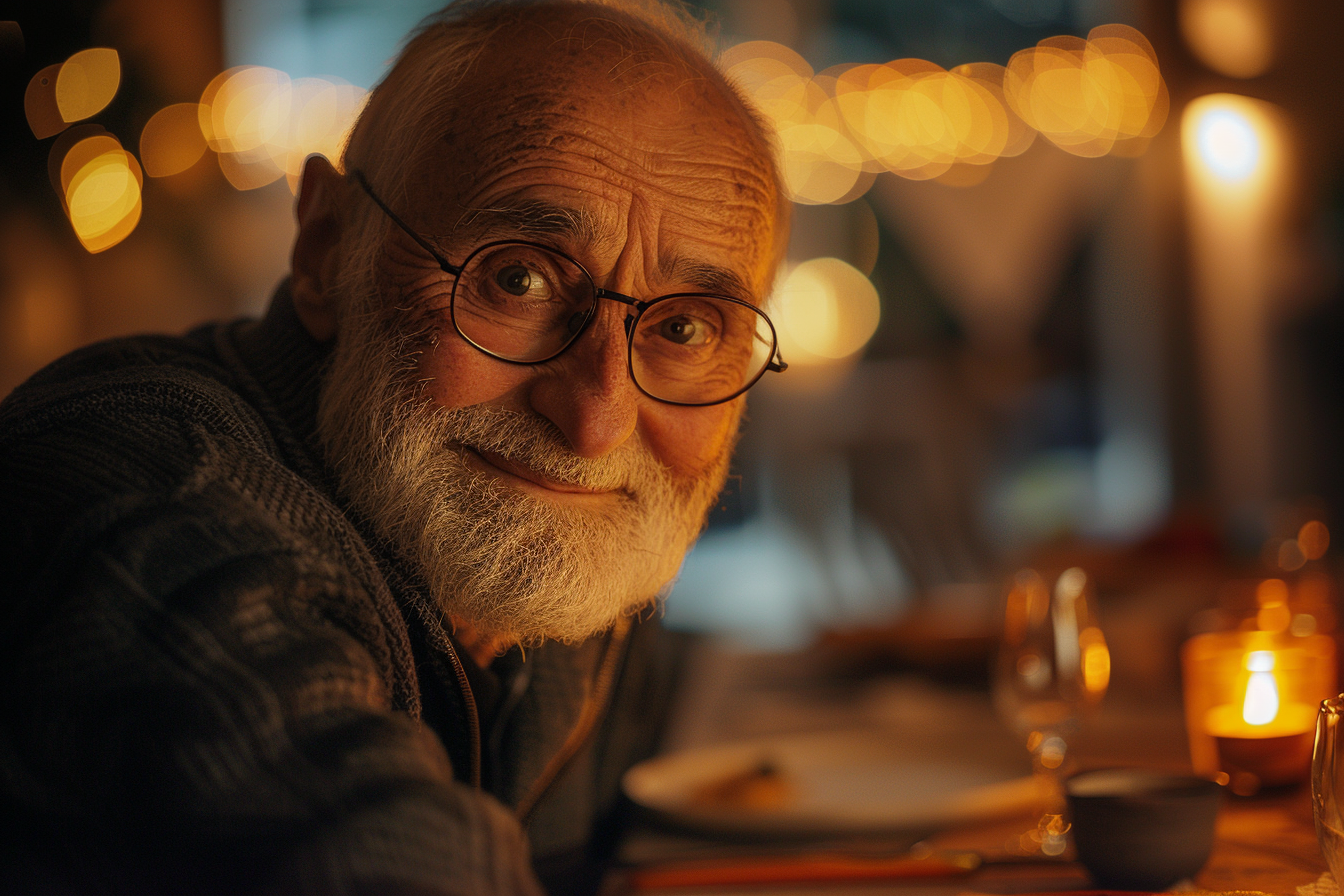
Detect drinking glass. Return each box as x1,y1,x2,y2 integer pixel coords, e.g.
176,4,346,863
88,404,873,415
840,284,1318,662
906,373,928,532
1313,695,1344,883
993,567,1110,855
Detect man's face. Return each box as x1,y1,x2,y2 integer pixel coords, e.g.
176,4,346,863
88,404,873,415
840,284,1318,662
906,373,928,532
319,15,780,646
395,27,780,471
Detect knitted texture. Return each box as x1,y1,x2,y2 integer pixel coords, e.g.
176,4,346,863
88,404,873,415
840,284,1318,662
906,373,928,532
0,287,668,894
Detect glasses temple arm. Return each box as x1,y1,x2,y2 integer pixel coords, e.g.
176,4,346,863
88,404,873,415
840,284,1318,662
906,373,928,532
349,169,462,276
755,328,788,373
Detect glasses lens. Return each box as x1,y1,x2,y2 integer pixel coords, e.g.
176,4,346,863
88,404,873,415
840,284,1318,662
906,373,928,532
453,243,594,361
631,295,775,405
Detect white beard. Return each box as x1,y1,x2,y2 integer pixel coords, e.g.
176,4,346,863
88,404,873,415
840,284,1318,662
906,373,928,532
315,306,734,646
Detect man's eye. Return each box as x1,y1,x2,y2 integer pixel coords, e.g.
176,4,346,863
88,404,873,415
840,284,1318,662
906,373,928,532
658,316,709,346
496,265,543,297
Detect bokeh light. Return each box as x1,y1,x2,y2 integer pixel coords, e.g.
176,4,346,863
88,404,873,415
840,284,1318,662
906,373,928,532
775,257,881,363
724,24,1166,204
1180,0,1272,79
140,103,208,178
58,134,143,253
24,26,1170,265
1299,521,1330,561
200,66,292,189
196,66,367,191
1004,25,1167,158
1194,106,1260,182
25,64,66,139
1080,626,1111,696
56,48,121,124
27,49,123,140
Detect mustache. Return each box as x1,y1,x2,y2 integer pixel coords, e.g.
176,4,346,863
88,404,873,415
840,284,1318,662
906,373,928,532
419,403,665,495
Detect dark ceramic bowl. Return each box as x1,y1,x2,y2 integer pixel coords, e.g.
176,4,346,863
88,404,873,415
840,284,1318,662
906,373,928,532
1066,768,1224,890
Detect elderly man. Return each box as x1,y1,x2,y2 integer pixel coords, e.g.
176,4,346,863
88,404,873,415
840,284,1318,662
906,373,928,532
0,1,786,893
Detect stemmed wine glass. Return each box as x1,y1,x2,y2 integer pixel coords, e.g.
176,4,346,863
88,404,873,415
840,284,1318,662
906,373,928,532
993,567,1110,856
1313,696,1344,885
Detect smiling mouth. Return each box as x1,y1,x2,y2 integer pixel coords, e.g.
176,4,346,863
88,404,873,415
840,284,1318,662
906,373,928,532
463,446,616,496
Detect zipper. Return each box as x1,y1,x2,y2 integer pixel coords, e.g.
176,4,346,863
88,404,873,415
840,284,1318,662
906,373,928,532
487,657,533,793
427,623,483,789
514,616,632,825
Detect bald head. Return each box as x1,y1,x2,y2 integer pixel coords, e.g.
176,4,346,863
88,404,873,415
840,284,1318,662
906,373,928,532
301,1,790,648
340,0,787,298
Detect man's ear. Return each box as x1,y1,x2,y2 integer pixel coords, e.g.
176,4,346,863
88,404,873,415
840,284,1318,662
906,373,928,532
290,154,346,342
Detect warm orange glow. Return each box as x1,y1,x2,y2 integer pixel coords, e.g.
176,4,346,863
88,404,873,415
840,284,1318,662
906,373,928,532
1184,94,1280,189
25,64,65,139
1181,94,1287,524
1005,26,1167,158
775,257,880,364
1184,629,1336,785
59,135,143,253
56,48,120,123
198,66,367,193
1180,0,1272,79
1299,521,1330,560
1278,538,1307,572
1255,578,1291,632
1204,646,1315,739
777,121,868,204
724,47,863,205
724,25,1164,202
837,60,979,181
140,103,208,178
953,62,1036,158
201,66,289,155
1241,650,1279,724
1079,626,1110,696
197,67,239,150
206,66,290,188
59,134,123,198
722,40,813,85
1003,569,1049,645
283,79,367,182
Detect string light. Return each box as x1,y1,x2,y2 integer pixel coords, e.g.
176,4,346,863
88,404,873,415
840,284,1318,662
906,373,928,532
140,103,208,178
58,133,142,253
728,24,1167,204
195,66,368,192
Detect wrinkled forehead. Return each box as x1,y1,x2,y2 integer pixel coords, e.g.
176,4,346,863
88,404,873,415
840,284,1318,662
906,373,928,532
471,9,719,113
403,10,781,290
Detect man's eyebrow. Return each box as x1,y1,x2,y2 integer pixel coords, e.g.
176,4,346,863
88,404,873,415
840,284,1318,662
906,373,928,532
454,202,604,245
666,258,755,301
452,204,756,300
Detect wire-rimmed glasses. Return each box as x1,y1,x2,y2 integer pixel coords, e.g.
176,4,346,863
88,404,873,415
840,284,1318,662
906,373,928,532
349,169,787,407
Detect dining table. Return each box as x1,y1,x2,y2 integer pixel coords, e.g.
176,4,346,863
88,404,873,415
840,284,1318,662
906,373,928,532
599,632,1331,896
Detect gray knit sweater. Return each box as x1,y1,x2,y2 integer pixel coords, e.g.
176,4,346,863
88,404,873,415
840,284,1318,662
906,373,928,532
0,285,678,894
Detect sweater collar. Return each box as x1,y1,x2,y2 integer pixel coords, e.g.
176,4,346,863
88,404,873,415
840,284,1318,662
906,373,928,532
225,279,333,488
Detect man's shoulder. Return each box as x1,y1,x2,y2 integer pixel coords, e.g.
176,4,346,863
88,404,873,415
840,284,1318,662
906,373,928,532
0,325,270,452
0,325,301,580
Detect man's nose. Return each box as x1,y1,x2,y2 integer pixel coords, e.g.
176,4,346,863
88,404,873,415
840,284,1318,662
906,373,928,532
527,314,639,458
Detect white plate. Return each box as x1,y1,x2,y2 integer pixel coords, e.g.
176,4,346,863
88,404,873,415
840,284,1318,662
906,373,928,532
622,728,1039,838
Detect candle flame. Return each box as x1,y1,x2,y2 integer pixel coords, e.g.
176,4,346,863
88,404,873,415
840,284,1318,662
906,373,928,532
1242,650,1279,725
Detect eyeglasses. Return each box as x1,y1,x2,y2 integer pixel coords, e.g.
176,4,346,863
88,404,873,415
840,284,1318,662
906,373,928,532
349,169,787,407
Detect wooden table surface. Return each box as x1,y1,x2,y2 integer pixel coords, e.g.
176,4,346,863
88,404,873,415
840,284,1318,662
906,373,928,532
920,786,1327,895
606,637,1332,896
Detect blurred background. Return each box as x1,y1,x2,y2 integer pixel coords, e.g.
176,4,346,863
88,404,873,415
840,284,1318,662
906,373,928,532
4,0,1344,673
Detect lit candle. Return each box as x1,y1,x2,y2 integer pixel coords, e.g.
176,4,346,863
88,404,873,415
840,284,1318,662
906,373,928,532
1205,650,1315,793
1182,602,1336,793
